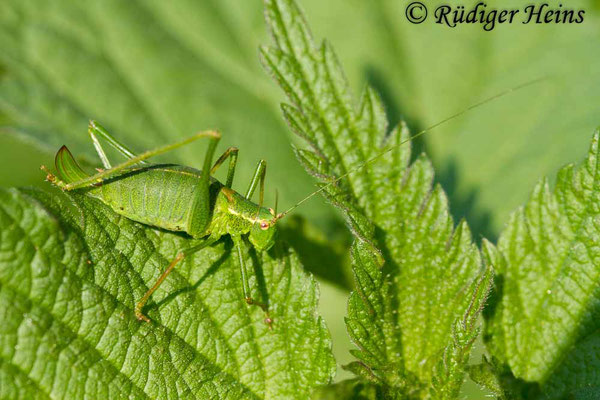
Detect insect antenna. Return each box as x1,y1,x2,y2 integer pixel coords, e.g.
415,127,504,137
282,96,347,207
274,189,279,217
274,77,549,222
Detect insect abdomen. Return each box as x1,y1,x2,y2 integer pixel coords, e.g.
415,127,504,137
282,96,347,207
97,165,202,233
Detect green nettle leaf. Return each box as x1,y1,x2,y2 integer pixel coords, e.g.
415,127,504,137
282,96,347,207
260,0,492,397
483,130,600,398
429,266,494,398
0,188,334,399
467,356,510,400
311,378,378,400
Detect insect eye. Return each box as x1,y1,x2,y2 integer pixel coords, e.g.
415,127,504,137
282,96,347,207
260,222,269,230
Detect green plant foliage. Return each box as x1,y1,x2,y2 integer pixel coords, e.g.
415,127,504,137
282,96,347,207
0,188,335,399
303,0,600,238
2,0,600,399
0,0,330,226
279,215,353,290
429,266,494,399
467,356,510,400
2,0,599,241
260,0,493,396
483,130,600,398
311,379,378,400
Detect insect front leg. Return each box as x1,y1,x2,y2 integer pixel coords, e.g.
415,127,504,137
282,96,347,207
232,234,272,328
135,238,217,322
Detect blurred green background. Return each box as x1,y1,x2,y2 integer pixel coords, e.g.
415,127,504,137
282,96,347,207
1,0,599,395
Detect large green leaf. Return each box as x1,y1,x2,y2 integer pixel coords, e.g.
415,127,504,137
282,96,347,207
483,130,600,398
0,0,355,378
260,0,492,397
0,188,335,399
296,0,600,238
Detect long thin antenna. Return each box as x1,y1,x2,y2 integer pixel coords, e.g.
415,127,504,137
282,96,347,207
275,77,549,220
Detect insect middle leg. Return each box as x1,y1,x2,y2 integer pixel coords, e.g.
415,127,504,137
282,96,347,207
211,147,239,188
232,234,272,328
245,160,267,206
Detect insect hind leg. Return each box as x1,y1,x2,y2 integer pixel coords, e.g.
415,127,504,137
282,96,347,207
135,238,217,322
88,120,146,168
63,130,221,191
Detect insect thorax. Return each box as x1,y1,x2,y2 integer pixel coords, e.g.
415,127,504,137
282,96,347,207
210,186,278,243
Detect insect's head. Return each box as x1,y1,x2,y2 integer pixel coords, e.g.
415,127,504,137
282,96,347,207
248,207,281,251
